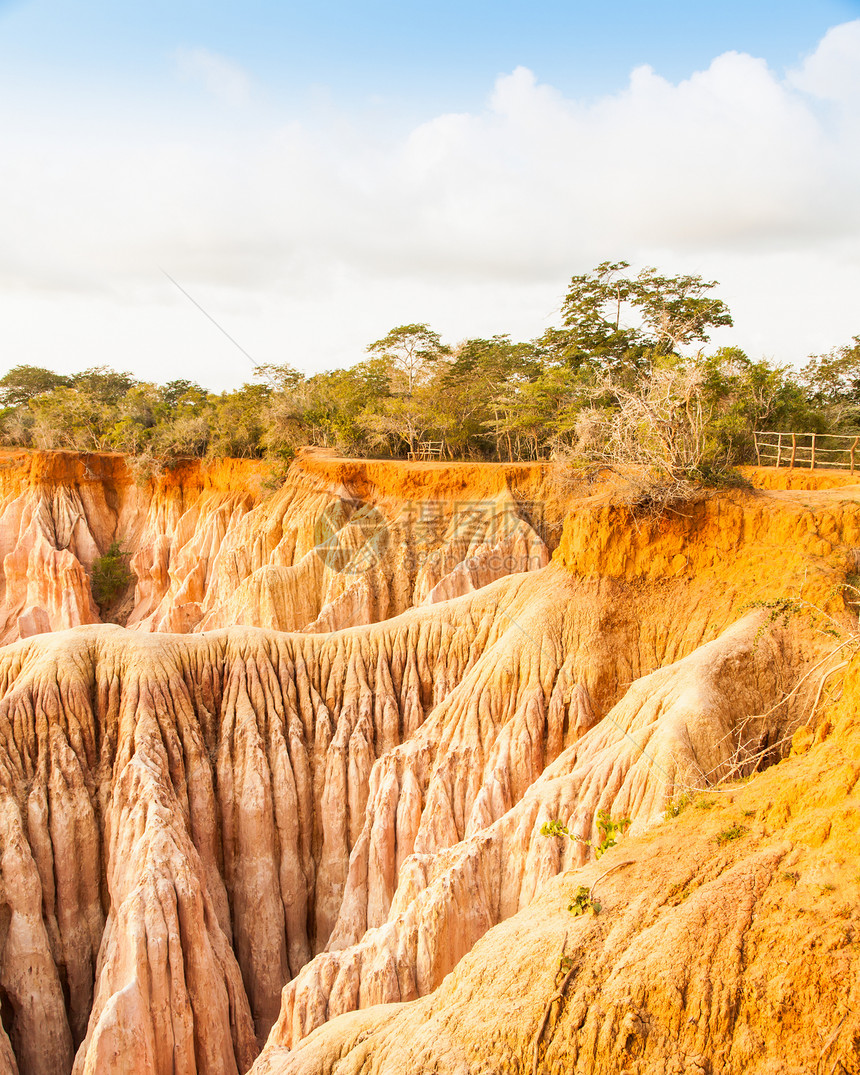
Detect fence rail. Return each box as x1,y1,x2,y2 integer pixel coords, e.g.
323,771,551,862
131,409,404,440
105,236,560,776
754,430,860,471
407,441,444,461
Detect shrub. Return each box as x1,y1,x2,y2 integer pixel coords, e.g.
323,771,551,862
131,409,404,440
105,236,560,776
125,451,166,487
664,792,693,819
568,885,601,916
91,541,133,610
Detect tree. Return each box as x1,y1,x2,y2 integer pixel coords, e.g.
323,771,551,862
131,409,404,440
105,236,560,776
299,359,392,452
91,540,133,611
159,379,209,411
701,348,815,452
553,261,733,377
29,387,113,450
568,361,721,502
360,385,441,457
252,363,304,393
71,367,136,405
801,336,860,417
207,384,270,458
0,365,72,406
439,336,544,458
366,324,451,394
635,268,733,353
555,261,649,376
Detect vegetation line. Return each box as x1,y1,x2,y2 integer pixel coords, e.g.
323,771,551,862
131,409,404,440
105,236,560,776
0,260,856,484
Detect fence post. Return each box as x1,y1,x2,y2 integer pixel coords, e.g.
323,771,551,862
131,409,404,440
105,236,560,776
754,432,761,467
852,437,858,474
811,433,816,470
790,433,797,468
776,432,782,468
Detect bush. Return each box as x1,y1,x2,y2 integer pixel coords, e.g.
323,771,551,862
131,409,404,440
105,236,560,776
540,810,631,858
91,541,133,609
125,451,166,487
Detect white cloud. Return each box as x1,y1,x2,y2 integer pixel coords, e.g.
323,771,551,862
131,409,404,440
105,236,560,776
788,20,860,103
1,22,860,388
174,46,252,106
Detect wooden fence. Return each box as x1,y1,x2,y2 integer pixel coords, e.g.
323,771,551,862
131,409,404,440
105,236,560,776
754,430,860,471
407,441,444,461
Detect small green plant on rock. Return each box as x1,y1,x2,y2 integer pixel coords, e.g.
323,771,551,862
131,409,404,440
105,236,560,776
665,793,693,819
594,810,632,857
714,823,748,846
569,885,600,916
540,810,631,859
540,819,572,840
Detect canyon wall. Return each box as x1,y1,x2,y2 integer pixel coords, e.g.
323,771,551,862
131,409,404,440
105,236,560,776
0,449,857,1074
0,449,550,644
0,450,265,645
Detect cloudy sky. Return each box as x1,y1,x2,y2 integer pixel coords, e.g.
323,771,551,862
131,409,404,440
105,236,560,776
1,0,859,390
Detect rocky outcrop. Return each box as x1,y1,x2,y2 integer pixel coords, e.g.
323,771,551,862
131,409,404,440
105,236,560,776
0,450,550,644
253,649,860,1075
0,451,857,1075
0,451,265,645
269,602,821,1049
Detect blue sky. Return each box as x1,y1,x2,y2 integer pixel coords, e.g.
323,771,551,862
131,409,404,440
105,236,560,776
1,1,860,388
2,0,857,102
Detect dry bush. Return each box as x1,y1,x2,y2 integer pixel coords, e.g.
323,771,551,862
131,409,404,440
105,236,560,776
553,365,736,518
125,451,166,487
598,366,709,479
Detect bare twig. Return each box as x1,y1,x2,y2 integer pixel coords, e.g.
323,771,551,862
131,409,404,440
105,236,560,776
817,1013,847,1074
589,860,635,902
531,931,576,1075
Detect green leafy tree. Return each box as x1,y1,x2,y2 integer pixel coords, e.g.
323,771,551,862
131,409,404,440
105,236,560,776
701,348,817,461
552,260,733,378
253,363,304,393
207,384,270,458
360,384,442,457
367,324,451,394
553,261,651,376
635,267,733,354
159,379,209,413
71,367,136,405
29,387,113,450
300,359,392,452
440,336,544,458
800,336,860,428
0,365,72,406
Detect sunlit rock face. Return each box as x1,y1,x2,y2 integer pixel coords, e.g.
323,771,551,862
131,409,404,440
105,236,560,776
0,449,550,643
0,449,856,1075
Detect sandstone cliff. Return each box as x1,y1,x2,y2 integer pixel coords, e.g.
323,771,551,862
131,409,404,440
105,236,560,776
0,451,265,645
0,450,550,644
0,451,856,1074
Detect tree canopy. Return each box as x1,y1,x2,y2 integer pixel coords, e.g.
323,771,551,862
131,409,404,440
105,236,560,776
0,260,849,472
